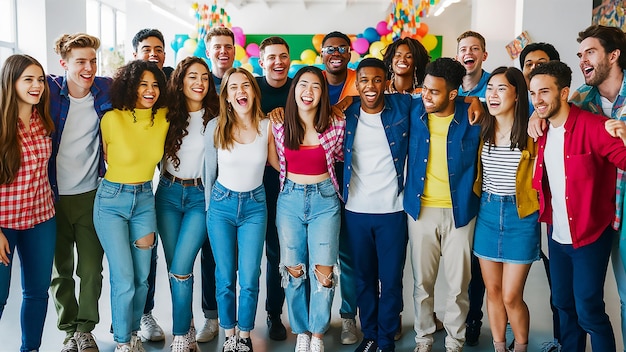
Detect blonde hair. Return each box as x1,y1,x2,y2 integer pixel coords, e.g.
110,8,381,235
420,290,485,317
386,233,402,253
54,33,100,59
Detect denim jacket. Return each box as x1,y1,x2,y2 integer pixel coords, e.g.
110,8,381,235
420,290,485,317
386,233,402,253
404,99,481,228
47,74,112,199
342,94,411,202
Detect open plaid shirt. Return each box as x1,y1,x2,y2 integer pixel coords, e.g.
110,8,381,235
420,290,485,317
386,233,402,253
0,110,55,230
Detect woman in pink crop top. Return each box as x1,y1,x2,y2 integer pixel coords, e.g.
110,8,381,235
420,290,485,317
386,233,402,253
268,66,345,352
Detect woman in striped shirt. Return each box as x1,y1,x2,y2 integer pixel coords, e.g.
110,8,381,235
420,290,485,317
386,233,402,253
472,66,539,352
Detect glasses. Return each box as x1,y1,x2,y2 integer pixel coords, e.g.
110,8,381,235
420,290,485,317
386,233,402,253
322,46,350,55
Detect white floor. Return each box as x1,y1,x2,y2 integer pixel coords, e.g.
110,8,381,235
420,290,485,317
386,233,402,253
0,235,624,352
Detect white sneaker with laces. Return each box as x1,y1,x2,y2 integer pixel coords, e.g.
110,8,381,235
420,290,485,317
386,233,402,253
310,336,324,352
138,313,165,342
295,334,311,352
114,345,131,352
170,335,189,352
341,318,358,345
196,318,219,343
130,334,146,352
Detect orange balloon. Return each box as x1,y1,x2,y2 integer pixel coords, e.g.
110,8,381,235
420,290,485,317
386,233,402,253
312,34,325,53
417,22,429,37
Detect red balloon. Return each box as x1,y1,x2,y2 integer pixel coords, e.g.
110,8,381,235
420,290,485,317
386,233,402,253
416,23,429,37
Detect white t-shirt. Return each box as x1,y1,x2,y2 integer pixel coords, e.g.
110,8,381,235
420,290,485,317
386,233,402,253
345,109,403,213
56,93,100,195
164,109,206,179
544,123,572,244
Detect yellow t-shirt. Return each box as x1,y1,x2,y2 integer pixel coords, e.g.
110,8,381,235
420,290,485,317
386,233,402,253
421,113,453,208
101,107,169,183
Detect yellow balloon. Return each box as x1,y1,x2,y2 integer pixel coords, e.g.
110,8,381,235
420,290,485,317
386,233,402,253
235,44,247,61
183,38,197,53
421,34,438,52
350,50,361,63
291,59,303,65
241,63,254,73
300,49,318,65
369,41,386,57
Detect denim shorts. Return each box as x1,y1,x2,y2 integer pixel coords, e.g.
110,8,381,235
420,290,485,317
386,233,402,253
473,192,540,264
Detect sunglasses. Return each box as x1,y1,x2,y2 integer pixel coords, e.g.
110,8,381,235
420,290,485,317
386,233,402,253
322,46,350,55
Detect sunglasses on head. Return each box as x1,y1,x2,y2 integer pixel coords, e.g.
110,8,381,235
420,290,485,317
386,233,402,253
322,46,350,55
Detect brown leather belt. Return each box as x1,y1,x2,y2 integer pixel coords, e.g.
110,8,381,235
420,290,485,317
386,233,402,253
163,170,202,187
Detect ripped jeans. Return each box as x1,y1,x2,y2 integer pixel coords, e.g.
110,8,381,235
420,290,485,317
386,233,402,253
94,179,157,344
276,179,340,335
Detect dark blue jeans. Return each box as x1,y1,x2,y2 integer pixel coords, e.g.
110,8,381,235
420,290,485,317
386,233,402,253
466,253,485,325
549,226,615,352
345,210,407,350
264,166,285,317
0,218,56,351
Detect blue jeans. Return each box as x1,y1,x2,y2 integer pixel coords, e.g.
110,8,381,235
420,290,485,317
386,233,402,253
0,218,56,351
345,210,407,350
613,231,626,351
336,162,357,320
94,179,157,344
277,179,340,334
207,181,267,332
155,176,206,335
549,226,615,352
264,166,285,317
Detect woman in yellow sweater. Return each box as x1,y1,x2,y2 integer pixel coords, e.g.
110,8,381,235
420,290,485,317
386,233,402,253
93,60,168,352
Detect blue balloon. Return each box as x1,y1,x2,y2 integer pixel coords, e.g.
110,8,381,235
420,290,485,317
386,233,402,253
363,27,380,43
233,60,242,68
194,39,207,59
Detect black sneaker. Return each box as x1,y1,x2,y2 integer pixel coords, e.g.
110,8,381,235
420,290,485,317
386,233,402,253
267,315,287,341
355,338,378,352
238,337,254,352
465,321,481,346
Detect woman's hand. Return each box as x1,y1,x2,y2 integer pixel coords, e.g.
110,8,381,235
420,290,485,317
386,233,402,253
268,107,285,124
0,230,10,266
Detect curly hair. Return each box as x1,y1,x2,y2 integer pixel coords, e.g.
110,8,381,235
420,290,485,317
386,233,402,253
164,57,219,169
109,60,167,124
382,37,431,88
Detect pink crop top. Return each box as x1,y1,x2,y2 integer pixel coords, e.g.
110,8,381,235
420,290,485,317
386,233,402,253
284,145,327,175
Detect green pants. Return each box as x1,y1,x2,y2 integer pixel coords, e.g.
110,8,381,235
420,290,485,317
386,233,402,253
51,190,104,337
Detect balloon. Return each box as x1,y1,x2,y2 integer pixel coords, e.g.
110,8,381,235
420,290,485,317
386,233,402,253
183,38,197,53
300,49,318,64
350,50,361,63
363,27,380,43
369,41,386,57
233,60,242,68
288,64,307,78
231,26,243,36
421,34,438,52
191,2,198,10
376,20,391,36
352,38,370,55
176,47,191,64
189,31,198,40
291,59,303,65
234,45,247,61
172,34,189,52
194,39,207,59
417,23,429,37
312,34,325,52
241,62,254,73
234,33,246,47
246,43,260,58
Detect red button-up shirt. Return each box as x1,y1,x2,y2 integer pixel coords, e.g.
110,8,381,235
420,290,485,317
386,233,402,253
0,110,55,230
534,105,626,248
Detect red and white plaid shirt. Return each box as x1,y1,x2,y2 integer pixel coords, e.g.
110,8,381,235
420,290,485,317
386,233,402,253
0,110,55,230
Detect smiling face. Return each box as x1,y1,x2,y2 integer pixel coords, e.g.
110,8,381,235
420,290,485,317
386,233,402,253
61,47,97,98
16,64,45,109
259,44,290,87
133,36,166,69
321,37,351,76
356,66,386,113
392,44,415,78
135,70,160,109
226,72,255,115
183,62,210,111
421,74,457,116
486,73,517,117
529,74,566,122
522,50,550,86
208,35,235,76
294,71,323,113
577,37,613,87
456,36,487,76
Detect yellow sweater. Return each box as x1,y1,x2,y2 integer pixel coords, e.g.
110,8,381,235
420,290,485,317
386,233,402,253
101,108,169,183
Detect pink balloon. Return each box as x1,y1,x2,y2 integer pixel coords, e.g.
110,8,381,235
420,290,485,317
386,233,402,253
235,33,246,46
231,26,243,36
376,20,391,36
246,43,260,57
352,37,370,55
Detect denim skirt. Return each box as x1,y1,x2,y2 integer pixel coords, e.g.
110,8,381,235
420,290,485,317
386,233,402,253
473,192,540,264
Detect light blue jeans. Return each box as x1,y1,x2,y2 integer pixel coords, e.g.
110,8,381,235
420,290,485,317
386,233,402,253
155,176,206,336
207,181,267,332
276,178,340,335
0,218,56,352
93,179,157,344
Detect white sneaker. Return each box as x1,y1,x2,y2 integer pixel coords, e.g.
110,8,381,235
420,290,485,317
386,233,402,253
114,345,131,352
196,318,219,342
130,335,146,352
295,334,311,352
414,342,433,352
171,335,189,352
310,336,324,352
341,318,358,345
138,313,165,342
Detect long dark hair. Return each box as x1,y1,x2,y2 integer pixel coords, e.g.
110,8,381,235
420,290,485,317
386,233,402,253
0,54,53,184
481,66,529,151
382,37,431,87
109,60,167,125
164,57,219,169
283,66,331,150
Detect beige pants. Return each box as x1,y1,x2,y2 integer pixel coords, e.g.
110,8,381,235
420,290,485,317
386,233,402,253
408,207,475,349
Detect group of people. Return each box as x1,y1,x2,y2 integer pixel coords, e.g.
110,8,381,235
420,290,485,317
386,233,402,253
3,20,626,352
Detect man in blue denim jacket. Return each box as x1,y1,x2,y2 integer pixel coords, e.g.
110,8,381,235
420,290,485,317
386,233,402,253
342,58,411,352
404,58,481,352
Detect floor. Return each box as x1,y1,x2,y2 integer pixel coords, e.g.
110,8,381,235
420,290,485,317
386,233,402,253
1,230,624,352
